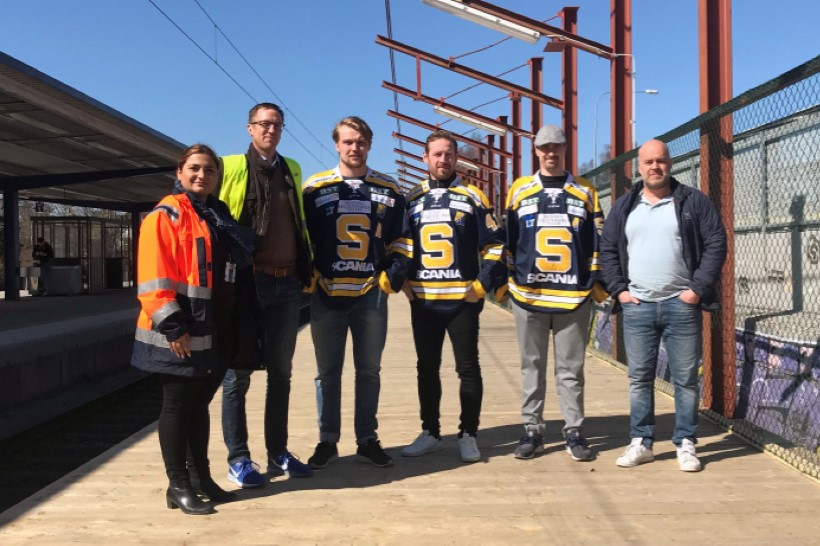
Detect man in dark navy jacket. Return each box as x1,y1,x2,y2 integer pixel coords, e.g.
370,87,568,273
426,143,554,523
601,139,726,472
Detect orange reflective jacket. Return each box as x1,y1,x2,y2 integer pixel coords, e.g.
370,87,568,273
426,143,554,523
131,193,217,376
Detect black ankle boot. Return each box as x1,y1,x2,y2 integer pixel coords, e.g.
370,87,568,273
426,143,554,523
166,483,215,515
189,466,237,503
196,476,237,503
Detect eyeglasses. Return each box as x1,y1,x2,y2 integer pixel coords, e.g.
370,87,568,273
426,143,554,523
250,121,286,132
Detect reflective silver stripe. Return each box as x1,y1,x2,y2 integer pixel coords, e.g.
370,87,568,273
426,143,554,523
150,204,179,221
138,280,211,299
151,300,182,325
178,283,211,299
135,327,212,350
138,278,177,295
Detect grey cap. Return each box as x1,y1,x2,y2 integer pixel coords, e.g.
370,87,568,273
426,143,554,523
534,124,566,147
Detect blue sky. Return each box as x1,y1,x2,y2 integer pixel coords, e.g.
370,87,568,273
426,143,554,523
1,1,818,180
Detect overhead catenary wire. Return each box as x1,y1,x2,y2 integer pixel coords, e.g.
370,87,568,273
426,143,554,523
384,0,404,153
191,0,335,162
145,0,329,167
421,13,561,130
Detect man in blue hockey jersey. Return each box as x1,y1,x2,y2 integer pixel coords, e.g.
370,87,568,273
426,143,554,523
505,125,606,462
400,130,505,463
302,116,411,470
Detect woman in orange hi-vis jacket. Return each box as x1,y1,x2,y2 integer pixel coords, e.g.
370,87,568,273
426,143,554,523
131,144,256,515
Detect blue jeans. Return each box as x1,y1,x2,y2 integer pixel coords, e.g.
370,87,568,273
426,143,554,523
310,288,387,444
621,296,702,446
221,273,302,463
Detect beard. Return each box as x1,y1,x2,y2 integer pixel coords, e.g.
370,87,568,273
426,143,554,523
340,154,366,171
642,174,670,191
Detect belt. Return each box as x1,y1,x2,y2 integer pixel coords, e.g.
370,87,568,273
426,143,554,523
257,264,296,277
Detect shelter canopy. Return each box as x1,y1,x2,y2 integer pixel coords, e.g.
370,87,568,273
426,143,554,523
0,51,184,209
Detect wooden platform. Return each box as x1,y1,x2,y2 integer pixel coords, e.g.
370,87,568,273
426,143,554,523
2,297,820,544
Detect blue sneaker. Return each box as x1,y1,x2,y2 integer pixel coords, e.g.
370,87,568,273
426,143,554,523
267,452,314,478
227,458,265,488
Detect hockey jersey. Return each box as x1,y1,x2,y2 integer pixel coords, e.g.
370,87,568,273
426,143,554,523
405,176,506,313
302,167,410,299
505,172,607,313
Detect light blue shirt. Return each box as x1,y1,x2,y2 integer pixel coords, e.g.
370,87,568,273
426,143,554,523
625,194,691,301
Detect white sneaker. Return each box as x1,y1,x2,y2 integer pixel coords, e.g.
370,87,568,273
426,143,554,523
401,430,442,457
615,437,655,467
458,433,481,463
676,438,702,472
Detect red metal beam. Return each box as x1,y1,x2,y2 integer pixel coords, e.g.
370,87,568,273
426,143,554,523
486,134,497,209
394,148,424,162
384,81,532,137
698,0,735,419
609,0,633,366
393,148,475,180
610,0,633,169
376,35,563,109
511,96,522,181
529,58,543,173
402,170,426,182
393,132,505,174
387,110,513,158
458,0,613,58
498,115,509,211
396,160,428,175
393,132,427,149
561,7,579,174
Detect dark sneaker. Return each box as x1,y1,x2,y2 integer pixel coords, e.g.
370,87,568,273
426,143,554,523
565,429,593,461
268,451,314,478
356,439,394,467
308,442,338,469
514,431,544,459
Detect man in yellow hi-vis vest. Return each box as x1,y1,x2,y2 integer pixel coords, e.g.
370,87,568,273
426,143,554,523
217,102,314,488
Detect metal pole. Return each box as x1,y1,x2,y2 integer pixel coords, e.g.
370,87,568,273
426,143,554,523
631,55,637,149
593,91,610,169
3,186,20,300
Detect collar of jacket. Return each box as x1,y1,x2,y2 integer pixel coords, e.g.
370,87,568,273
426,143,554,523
422,174,462,192
627,176,692,206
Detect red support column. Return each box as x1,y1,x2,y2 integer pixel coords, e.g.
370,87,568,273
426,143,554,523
530,57,543,173
560,7,579,174
698,0,735,418
610,0,632,364
486,134,496,209
511,96,522,183
498,115,509,216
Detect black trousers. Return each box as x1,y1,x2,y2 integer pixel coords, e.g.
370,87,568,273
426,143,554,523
158,371,224,485
410,300,484,437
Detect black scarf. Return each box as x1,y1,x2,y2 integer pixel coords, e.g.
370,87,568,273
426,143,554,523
173,181,256,269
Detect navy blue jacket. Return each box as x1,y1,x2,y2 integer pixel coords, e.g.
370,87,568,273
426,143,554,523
600,177,727,312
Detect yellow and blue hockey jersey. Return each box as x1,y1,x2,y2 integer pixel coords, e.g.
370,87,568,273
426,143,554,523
302,167,411,299
505,172,607,313
405,177,506,313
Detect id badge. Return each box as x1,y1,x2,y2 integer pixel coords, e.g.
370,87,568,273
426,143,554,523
225,261,237,283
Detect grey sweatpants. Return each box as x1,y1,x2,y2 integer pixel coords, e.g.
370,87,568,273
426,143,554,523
512,300,591,436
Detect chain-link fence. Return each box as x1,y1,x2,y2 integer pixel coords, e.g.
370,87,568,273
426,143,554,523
584,54,820,476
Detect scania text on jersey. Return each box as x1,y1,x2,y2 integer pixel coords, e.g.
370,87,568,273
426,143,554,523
526,272,578,284
332,260,376,272
416,269,463,280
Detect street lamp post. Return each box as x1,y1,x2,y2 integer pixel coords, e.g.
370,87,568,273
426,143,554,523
593,88,659,169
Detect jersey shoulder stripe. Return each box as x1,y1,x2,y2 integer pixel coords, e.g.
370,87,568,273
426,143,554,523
405,183,425,202
508,176,541,210
303,169,340,193
366,169,401,193
451,183,490,208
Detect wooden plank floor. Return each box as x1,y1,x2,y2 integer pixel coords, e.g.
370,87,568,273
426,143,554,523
2,297,820,544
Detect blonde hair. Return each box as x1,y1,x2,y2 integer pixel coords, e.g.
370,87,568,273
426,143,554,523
332,116,373,144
